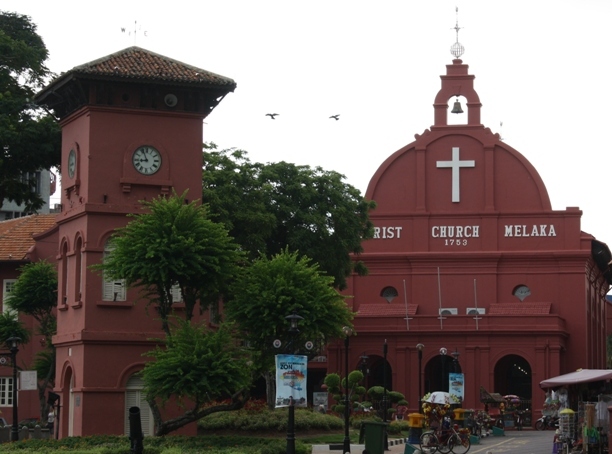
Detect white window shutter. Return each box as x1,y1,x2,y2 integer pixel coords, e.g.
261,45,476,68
170,284,182,303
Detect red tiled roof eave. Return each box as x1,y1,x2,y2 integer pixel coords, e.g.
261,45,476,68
356,304,418,317
488,303,551,315
0,214,57,261
41,47,236,93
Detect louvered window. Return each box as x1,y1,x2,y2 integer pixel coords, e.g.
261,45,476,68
102,240,126,301
124,375,154,436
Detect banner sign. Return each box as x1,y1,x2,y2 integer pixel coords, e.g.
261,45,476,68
19,370,38,390
449,372,464,404
275,354,308,408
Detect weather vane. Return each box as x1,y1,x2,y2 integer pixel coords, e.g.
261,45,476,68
121,21,147,46
450,7,464,59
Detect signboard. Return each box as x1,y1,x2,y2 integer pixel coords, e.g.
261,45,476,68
449,372,464,404
275,354,308,408
19,370,37,390
313,392,328,412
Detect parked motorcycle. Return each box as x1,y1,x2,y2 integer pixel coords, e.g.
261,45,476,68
535,414,559,430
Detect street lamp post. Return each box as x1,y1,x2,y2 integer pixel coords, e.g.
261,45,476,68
7,336,21,442
439,347,447,391
285,313,303,454
342,326,353,454
451,349,461,373
416,343,424,411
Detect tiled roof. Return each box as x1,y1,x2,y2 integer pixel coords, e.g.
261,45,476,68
67,46,236,88
357,304,418,317
0,214,57,261
488,303,551,315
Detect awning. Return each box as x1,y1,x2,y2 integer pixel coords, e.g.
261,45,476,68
540,369,612,388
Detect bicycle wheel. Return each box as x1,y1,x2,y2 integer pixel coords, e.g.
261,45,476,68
420,431,440,454
438,433,453,454
449,433,471,454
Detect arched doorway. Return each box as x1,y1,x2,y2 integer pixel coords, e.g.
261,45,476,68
368,355,392,392
494,355,532,398
423,354,456,393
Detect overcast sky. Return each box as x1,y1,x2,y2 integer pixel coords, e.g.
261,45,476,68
5,1,611,250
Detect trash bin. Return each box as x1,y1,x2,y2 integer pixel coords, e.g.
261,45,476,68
407,413,425,443
361,420,387,454
454,408,465,423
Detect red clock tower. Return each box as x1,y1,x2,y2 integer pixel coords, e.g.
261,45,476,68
35,47,236,437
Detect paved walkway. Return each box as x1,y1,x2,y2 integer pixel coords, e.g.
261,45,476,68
312,429,559,454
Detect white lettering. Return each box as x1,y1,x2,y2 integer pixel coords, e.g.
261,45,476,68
431,225,480,238
504,224,557,237
373,227,402,240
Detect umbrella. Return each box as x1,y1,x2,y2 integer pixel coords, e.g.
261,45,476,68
422,392,452,404
503,394,521,403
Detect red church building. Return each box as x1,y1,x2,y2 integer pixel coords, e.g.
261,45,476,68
1,42,611,437
325,51,612,417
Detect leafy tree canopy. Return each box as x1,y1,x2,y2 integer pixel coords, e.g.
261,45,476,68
0,312,30,349
8,260,57,341
0,11,61,210
202,144,376,290
226,248,354,373
94,192,243,335
6,259,58,421
142,319,253,435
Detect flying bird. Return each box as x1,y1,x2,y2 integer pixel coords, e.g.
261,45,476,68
266,113,279,119
329,114,340,121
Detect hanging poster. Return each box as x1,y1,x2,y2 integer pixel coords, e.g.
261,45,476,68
449,372,464,404
275,354,308,408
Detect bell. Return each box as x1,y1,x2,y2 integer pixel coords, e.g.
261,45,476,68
451,99,464,114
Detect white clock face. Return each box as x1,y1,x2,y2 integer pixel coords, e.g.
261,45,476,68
68,149,76,178
132,146,161,175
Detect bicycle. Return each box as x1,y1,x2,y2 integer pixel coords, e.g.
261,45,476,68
420,417,471,454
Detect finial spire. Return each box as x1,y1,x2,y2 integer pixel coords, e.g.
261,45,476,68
450,7,465,59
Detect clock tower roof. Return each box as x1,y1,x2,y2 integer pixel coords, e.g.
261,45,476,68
35,46,236,120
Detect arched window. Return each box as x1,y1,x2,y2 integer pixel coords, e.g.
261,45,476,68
74,237,82,303
380,286,399,303
102,239,126,301
513,285,531,302
125,375,154,436
61,242,68,305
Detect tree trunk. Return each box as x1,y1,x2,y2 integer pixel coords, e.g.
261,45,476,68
264,370,276,409
37,349,56,421
149,388,250,436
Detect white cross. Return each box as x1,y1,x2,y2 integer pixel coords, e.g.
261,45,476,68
436,147,475,203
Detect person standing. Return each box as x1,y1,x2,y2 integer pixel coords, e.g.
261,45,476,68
47,408,55,437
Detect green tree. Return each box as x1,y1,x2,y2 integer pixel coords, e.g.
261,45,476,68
0,312,30,349
202,145,376,290
95,192,243,336
324,369,367,414
6,260,57,420
225,249,354,407
0,11,61,210
142,319,253,435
